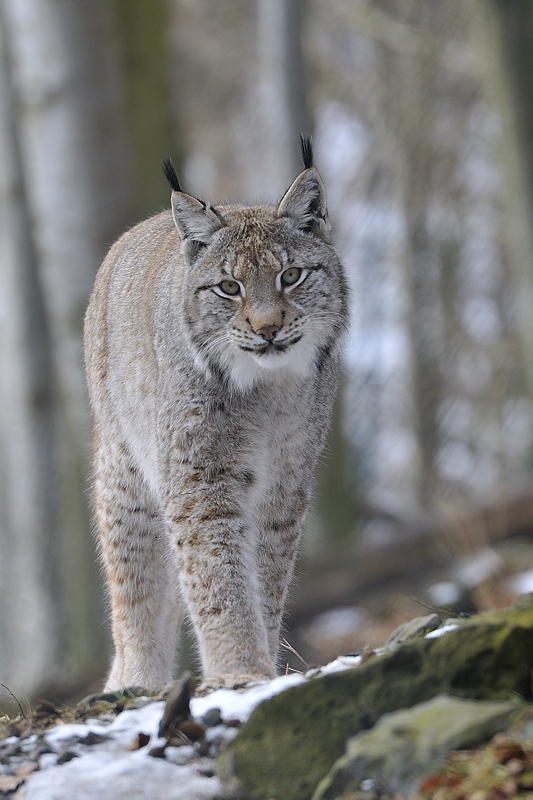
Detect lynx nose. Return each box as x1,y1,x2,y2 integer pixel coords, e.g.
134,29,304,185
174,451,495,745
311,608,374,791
255,324,280,342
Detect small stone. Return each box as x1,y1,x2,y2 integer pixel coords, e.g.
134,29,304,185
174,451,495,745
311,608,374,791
225,719,241,728
177,720,206,741
127,732,151,751
158,673,193,738
120,687,144,698
98,692,121,703
167,736,190,748
383,614,442,647
56,750,79,765
76,731,109,746
148,745,167,759
196,739,210,757
202,708,222,727
80,691,121,707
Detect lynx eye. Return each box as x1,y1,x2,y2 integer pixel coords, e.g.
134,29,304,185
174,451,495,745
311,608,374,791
218,279,241,297
281,267,302,287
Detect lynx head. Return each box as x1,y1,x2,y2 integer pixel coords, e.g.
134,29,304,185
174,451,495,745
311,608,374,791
164,138,348,390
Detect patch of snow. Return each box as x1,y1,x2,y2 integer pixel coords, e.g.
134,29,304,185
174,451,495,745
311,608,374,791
15,672,311,799
0,735,19,747
425,623,459,639
38,753,58,769
204,724,238,748
165,745,194,765
46,700,165,749
45,720,110,745
311,655,363,676
509,571,533,595
190,672,305,722
21,748,220,800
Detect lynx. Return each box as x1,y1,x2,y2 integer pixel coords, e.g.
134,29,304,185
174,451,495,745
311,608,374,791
84,138,348,690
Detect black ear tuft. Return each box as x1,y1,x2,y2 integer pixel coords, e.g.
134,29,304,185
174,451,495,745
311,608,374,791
163,158,182,192
299,135,313,170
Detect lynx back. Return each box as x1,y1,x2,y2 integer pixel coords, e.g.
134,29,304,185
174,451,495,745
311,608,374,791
84,139,348,689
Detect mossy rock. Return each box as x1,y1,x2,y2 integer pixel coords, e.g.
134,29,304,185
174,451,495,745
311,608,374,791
312,694,523,799
218,595,533,800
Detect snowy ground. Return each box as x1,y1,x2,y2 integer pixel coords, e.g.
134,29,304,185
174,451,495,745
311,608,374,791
0,606,499,800
0,659,367,800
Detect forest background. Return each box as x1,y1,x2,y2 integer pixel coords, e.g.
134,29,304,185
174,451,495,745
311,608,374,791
1,0,533,706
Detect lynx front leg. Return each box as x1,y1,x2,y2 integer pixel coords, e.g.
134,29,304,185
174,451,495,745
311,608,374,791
94,437,184,690
256,485,309,666
166,477,275,685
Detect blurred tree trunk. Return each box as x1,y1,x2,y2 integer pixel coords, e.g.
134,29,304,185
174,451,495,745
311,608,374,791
257,0,311,195
479,1,533,396
0,11,58,702
0,0,134,701
113,0,177,217
491,1,533,219
384,39,443,509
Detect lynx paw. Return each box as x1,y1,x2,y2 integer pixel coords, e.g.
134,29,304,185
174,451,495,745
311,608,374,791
197,673,272,694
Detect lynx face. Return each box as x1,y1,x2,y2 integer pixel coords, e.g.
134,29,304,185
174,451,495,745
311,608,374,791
174,175,346,390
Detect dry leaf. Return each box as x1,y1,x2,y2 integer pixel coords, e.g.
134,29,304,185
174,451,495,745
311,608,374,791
0,775,24,792
14,764,37,778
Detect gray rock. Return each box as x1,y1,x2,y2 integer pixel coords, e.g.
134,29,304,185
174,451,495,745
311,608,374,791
311,694,522,799
202,707,223,728
158,673,193,738
382,613,442,647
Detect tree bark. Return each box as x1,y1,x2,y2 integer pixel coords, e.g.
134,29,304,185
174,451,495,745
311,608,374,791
257,0,311,196
0,0,134,700
113,0,177,218
0,9,58,700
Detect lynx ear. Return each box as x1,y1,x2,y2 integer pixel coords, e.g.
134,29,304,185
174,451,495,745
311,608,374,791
277,167,331,243
171,192,224,258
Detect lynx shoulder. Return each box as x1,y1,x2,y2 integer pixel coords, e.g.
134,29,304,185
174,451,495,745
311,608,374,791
84,138,348,689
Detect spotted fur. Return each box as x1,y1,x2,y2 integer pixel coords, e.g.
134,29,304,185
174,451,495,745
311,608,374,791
84,156,349,689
